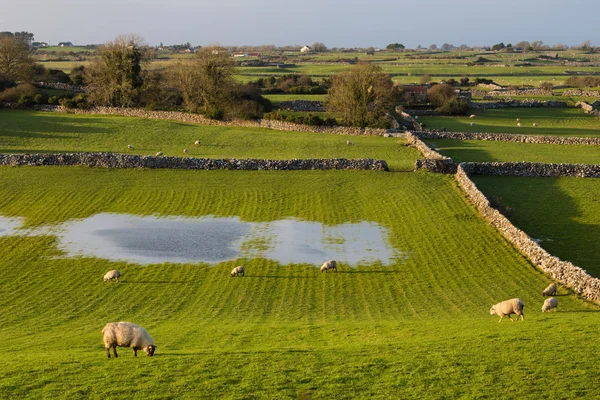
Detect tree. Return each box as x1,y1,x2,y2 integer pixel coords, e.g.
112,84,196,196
428,44,438,51
326,63,397,128
427,83,469,115
311,42,328,52
578,40,593,51
515,41,531,51
441,43,453,51
491,42,505,51
0,35,35,81
85,34,146,107
386,43,405,51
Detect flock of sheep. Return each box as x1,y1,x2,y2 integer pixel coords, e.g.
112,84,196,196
101,263,560,358
468,115,539,128
126,139,202,157
489,283,558,323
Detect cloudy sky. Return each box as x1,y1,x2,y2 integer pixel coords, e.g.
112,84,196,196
3,0,598,48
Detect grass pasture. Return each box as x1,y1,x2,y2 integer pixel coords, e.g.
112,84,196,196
419,108,600,137
1,110,600,398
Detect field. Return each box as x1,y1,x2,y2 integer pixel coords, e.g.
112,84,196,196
1,110,600,398
419,108,600,137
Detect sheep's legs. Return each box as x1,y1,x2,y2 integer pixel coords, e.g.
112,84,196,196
106,348,110,358
134,349,138,357
113,346,118,358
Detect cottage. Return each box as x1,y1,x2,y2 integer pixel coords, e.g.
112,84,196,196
58,41,73,47
300,45,311,53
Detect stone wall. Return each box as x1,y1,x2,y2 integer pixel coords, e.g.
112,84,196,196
471,99,567,109
1,104,389,137
472,89,553,97
455,164,600,303
563,90,600,98
278,100,325,112
461,162,600,178
33,82,85,92
0,152,389,171
406,132,457,173
576,101,600,116
414,130,600,145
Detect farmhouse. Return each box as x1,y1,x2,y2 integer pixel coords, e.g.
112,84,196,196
58,41,73,47
402,85,428,101
300,45,311,53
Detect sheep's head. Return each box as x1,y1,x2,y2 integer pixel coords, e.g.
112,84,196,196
489,306,496,315
145,345,156,356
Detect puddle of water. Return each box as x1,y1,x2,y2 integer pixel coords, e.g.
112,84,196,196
1,213,405,267
0,216,25,236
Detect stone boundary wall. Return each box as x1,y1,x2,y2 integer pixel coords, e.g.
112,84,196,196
414,130,600,145
0,152,389,171
576,101,600,117
0,103,389,137
460,162,600,178
471,89,553,97
405,132,457,173
455,164,600,303
278,100,325,112
33,82,85,92
471,99,567,109
563,90,600,98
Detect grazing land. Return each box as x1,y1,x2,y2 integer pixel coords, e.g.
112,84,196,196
473,176,600,277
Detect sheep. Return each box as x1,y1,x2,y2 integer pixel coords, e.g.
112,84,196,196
102,322,156,358
489,298,524,322
346,140,354,146
320,260,337,273
469,114,476,119
103,270,121,282
127,144,134,150
542,297,558,312
183,148,188,154
155,151,163,157
231,266,245,277
533,123,539,127
542,283,557,296
470,122,475,126
194,140,200,145
516,118,521,122
517,122,522,127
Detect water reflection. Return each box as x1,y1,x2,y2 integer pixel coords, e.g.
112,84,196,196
0,216,25,237
2,213,404,267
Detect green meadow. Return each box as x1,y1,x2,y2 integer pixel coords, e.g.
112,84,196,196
1,110,600,398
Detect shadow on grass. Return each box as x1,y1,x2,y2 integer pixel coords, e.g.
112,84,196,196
122,281,190,284
245,275,308,279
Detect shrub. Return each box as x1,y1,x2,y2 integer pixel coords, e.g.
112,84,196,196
539,82,554,91
48,95,59,105
58,97,77,108
0,77,16,92
0,83,37,102
17,95,34,107
34,93,48,104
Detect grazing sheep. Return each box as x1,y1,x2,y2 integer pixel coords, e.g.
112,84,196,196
155,151,163,157
517,122,522,127
320,260,337,273
470,122,475,126
183,148,188,154
102,322,156,358
127,144,134,150
346,140,354,146
194,140,200,145
231,266,245,277
103,270,121,282
542,297,558,312
469,114,476,119
533,123,539,127
489,298,524,322
516,118,521,122
542,283,557,296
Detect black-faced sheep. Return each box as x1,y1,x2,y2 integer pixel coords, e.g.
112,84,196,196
542,283,556,296
489,298,524,322
102,322,156,358
542,297,558,312
320,260,337,273
231,266,245,277
127,144,134,150
103,270,121,282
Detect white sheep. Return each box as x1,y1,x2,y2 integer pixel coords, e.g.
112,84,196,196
102,322,156,358
155,151,163,157
470,122,475,126
489,298,524,322
320,260,337,273
346,140,354,146
231,266,245,277
183,148,188,154
127,144,134,150
542,283,557,296
194,140,200,145
542,297,558,312
517,122,522,127
516,118,521,122
103,270,121,282
469,114,476,119
533,123,538,127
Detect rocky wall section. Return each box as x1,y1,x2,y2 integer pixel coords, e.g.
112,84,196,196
472,89,553,97
0,152,389,171
406,132,457,173
414,130,600,145
33,82,85,92
471,99,567,109
563,90,600,98
455,164,600,303
461,162,600,178
278,100,325,112
1,104,389,137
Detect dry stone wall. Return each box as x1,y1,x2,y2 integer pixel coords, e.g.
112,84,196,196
278,100,325,112
471,99,567,109
0,153,389,171
414,130,600,145
563,90,600,98
461,162,600,178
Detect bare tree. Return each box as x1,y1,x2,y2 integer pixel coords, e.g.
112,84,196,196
0,35,35,81
326,63,397,127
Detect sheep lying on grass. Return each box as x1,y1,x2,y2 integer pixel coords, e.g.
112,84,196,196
469,114,476,119
183,148,188,154
320,260,337,273
470,122,475,126
155,151,163,157
542,283,557,296
346,140,354,146
127,144,134,150
231,266,245,277
490,298,524,322
102,322,156,358
533,123,539,127
194,140,200,145
542,297,558,312
103,270,121,282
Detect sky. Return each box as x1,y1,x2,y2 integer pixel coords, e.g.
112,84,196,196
2,0,598,48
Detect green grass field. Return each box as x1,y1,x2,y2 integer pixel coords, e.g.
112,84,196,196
424,139,600,164
1,110,600,398
0,110,417,171
419,108,600,137
473,175,600,277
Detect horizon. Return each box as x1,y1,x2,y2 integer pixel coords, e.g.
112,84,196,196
3,0,598,49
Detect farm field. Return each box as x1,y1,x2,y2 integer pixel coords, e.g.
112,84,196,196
0,110,417,171
1,166,600,399
424,139,600,164
473,175,600,277
419,108,600,137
